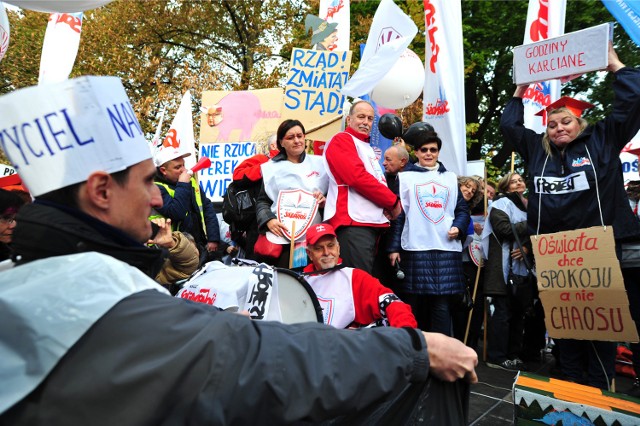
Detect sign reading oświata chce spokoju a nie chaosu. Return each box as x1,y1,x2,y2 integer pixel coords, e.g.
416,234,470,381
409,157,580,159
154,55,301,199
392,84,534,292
532,226,638,342
512,23,612,86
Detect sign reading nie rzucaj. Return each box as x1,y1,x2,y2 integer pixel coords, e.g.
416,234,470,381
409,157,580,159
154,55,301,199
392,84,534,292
198,142,255,202
513,23,612,86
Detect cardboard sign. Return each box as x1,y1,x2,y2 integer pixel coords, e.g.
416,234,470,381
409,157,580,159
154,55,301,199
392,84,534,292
198,142,255,202
199,88,283,144
532,226,638,342
513,23,612,85
282,48,352,142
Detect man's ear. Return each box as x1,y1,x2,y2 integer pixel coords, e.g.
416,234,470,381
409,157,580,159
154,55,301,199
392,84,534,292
158,166,167,177
82,171,113,211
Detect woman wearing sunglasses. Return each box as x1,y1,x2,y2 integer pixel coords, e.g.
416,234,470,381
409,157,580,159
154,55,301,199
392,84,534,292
387,123,470,335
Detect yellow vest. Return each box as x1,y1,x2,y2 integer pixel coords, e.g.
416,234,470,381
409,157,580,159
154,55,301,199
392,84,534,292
150,178,206,233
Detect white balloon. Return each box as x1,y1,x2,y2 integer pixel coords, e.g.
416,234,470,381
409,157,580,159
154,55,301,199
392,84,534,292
0,1,9,63
370,49,424,110
4,1,112,13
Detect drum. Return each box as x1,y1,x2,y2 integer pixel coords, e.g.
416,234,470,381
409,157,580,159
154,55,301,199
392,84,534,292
175,261,323,324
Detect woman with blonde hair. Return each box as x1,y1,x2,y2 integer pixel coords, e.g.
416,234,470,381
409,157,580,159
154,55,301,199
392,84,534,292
500,44,640,389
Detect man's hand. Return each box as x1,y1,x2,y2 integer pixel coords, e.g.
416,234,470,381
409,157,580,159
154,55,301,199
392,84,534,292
206,241,219,252
384,200,402,220
148,218,175,248
178,169,191,183
423,332,478,383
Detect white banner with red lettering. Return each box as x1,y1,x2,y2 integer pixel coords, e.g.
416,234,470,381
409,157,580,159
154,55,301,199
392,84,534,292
521,0,566,132
422,0,466,176
319,0,350,52
38,12,83,85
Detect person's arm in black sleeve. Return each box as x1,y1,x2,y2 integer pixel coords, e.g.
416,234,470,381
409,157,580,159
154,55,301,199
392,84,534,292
255,181,277,233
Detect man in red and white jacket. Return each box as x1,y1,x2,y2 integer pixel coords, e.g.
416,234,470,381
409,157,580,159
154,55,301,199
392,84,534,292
303,223,416,329
323,100,401,274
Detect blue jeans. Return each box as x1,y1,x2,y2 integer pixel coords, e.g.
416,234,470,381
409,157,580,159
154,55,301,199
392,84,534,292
401,293,453,336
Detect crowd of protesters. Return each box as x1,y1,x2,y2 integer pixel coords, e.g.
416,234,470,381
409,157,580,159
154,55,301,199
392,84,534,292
1,41,639,425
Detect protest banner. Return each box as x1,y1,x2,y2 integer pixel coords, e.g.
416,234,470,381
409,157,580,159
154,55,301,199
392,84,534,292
513,23,612,85
199,88,282,144
423,0,466,176
282,47,352,142
198,142,256,202
532,226,638,342
621,151,639,186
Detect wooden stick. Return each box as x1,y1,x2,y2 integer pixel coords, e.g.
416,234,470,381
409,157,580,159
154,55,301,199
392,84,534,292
464,264,482,346
288,221,296,269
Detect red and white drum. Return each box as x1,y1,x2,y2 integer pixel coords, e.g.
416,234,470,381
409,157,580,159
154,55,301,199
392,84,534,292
175,261,323,324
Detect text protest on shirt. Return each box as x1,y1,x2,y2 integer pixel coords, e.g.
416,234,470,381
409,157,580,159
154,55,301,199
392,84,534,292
532,226,638,342
513,23,612,86
282,48,352,143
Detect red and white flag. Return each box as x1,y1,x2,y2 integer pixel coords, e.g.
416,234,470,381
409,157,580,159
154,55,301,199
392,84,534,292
521,0,567,132
319,0,350,52
422,0,466,175
165,91,197,170
39,12,83,85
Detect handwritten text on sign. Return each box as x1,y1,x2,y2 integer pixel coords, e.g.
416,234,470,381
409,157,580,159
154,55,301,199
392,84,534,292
284,48,352,117
513,23,611,85
532,226,638,342
198,142,255,202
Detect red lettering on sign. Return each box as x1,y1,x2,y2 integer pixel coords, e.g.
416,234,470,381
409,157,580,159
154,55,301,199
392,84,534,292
50,13,82,34
423,0,440,73
529,0,548,42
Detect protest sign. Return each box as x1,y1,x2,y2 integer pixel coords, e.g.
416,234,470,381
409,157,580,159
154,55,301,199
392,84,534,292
198,142,255,202
199,88,282,144
532,226,638,342
513,23,611,85
282,47,351,142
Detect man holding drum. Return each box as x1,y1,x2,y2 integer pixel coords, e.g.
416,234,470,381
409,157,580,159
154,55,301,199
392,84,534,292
303,223,417,329
0,77,477,424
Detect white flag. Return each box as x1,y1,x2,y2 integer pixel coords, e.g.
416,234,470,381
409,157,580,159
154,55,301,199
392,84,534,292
521,0,566,132
422,0,466,176
341,0,417,98
163,91,197,170
39,12,83,85
319,0,350,52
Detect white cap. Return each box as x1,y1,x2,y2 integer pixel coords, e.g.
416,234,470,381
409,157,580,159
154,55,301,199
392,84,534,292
153,146,191,168
0,76,151,196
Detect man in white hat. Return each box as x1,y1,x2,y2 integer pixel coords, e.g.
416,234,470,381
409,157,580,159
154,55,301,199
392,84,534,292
153,145,220,257
0,77,477,424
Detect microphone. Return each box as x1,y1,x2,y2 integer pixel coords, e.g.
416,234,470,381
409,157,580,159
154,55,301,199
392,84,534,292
394,260,405,280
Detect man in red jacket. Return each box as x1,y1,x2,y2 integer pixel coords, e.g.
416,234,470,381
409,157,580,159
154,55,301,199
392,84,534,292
303,223,417,329
323,100,401,274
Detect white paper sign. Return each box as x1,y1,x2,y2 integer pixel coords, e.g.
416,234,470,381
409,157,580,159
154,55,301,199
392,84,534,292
513,23,611,85
0,76,151,196
198,142,256,202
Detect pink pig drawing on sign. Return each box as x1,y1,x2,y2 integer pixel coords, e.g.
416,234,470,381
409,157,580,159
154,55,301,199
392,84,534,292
214,92,262,142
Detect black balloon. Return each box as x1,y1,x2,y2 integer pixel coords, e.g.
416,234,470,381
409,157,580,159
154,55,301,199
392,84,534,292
378,113,403,139
402,122,436,149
